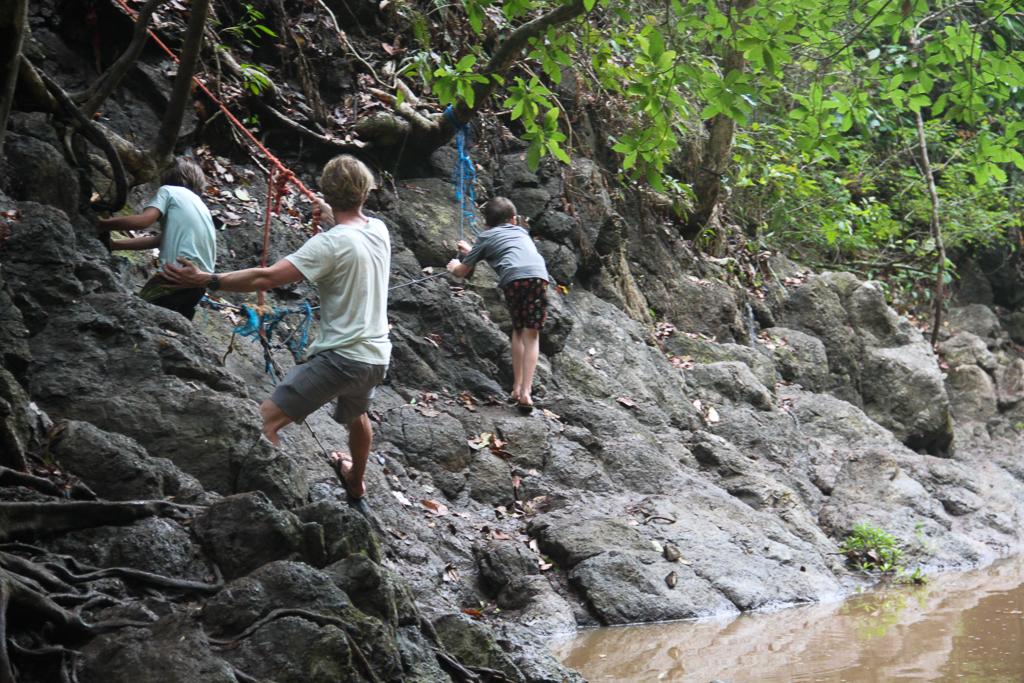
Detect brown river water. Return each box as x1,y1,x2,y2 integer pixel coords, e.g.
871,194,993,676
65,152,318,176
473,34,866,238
550,556,1024,683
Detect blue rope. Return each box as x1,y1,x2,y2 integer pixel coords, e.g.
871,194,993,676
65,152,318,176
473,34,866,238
445,105,479,240
213,302,317,383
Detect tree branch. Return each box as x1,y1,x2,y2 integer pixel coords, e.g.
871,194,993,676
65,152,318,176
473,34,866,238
0,0,28,160
151,0,211,163
449,0,588,131
73,0,168,118
247,97,369,152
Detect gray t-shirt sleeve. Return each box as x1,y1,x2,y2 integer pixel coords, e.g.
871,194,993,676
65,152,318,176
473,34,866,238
461,234,491,268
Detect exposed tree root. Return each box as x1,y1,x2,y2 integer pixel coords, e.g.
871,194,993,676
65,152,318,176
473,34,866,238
33,66,128,213
0,467,70,500
0,500,189,543
41,555,222,595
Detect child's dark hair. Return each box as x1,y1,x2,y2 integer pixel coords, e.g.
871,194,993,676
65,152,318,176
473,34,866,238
483,197,517,228
160,158,207,195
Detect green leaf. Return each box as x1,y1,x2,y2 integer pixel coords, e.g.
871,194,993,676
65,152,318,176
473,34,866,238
549,141,571,164
526,140,542,171
456,54,477,71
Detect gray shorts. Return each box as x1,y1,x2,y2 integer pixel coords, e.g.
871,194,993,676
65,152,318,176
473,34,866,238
270,351,387,426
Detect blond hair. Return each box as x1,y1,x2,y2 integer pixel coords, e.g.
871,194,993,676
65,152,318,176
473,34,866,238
159,157,207,195
321,155,374,212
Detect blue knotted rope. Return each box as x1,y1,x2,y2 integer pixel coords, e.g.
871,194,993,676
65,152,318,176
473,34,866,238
445,105,479,241
230,303,317,383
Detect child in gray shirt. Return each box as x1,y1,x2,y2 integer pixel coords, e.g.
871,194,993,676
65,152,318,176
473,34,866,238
447,197,549,413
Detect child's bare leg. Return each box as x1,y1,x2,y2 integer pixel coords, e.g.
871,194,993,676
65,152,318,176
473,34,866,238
510,328,525,400
519,328,540,405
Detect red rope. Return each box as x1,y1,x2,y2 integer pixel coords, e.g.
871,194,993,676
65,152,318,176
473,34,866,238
111,0,321,238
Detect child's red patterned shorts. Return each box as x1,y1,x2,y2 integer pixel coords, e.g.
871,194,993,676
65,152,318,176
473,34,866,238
503,278,548,330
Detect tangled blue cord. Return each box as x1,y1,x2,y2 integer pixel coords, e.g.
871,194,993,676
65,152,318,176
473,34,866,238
232,303,315,383
445,105,480,240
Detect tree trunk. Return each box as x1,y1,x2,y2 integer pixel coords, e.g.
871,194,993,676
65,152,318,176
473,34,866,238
916,109,945,346
151,0,211,163
0,0,28,160
688,0,756,234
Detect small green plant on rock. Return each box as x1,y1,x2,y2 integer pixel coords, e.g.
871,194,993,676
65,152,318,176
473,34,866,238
840,522,904,574
895,566,929,585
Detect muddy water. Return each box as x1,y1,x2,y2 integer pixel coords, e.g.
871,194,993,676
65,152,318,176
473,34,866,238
550,556,1024,682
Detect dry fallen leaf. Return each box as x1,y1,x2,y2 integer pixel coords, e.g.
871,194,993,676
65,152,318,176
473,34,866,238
706,405,720,423
492,530,512,540
234,187,251,201
422,499,450,517
462,608,483,618
392,491,413,506
512,475,521,489
617,396,640,410
443,563,459,582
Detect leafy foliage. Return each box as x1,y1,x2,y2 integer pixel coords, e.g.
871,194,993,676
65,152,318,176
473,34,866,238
840,522,905,574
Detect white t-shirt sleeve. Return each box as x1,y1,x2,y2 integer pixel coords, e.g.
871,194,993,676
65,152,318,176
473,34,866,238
284,233,334,282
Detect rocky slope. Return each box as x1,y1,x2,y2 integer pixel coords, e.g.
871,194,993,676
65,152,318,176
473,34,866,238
6,6,1024,682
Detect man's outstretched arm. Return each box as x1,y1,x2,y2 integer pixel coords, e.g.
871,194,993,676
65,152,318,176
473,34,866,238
161,257,305,292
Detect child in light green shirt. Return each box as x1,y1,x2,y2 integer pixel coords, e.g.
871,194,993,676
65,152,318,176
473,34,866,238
98,158,216,320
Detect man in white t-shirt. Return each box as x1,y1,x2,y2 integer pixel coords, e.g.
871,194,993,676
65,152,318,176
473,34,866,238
161,155,390,500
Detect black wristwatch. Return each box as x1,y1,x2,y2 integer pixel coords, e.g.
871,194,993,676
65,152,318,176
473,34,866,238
208,273,220,291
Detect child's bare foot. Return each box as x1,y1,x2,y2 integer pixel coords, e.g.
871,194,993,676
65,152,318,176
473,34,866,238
329,451,365,499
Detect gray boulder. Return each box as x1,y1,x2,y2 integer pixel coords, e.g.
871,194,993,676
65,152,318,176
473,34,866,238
78,612,235,683
2,132,80,220
46,516,209,581
536,518,651,569
569,551,737,624
294,499,380,564
944,365,998,423
49,420,202,502
192,492,326,580
204,561,402,682
433,613,526,683
937,331,999,371
996,358,1024,408
860,343,953,455
762,327,828,391
945,304,1002,339
325,552,419,627
376,407,471,499
663,332,776,389
1001,311,1024,345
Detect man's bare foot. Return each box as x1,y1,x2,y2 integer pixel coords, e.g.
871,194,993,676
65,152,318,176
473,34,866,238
329,451,365,499
510,388,521,401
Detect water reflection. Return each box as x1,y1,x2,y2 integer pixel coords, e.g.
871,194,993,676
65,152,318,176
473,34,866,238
550,556,1024,682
